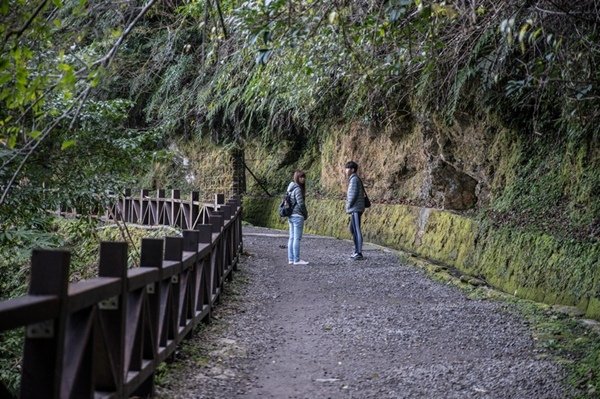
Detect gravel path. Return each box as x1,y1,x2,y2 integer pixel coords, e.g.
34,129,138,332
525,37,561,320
157,226,575,399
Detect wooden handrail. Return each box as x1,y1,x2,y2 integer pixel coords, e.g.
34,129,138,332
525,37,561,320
0,192,244,399
0,296,60,330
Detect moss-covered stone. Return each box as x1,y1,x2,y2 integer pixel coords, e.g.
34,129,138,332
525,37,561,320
587,298,600,320
243,197,600,320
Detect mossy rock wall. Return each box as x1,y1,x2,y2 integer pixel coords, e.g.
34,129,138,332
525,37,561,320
243,197,600,320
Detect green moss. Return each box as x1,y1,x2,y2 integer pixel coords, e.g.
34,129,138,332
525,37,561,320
359,203,420,250
417,211,477,269
491,134,599,235
587,298,600,320
488,129,523,209
243,196,600,320
243,137,323,198
472,227,599,311
243,196,281,229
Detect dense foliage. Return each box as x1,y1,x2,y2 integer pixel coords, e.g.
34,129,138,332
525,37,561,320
124,0,599,233
126,0,600,139
0,0,598,395
1,0,162,237
2,0,599,230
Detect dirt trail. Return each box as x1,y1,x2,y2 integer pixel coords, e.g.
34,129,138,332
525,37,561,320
157,226,574,399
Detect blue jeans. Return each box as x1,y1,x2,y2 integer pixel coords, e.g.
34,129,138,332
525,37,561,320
288,215,305,262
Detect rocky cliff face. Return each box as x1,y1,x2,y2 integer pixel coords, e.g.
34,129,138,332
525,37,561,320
319,116,503,212
174,107,596,240
241,113,596,240
310,115,600,240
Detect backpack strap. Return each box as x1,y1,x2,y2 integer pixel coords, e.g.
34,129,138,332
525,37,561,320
358,177,368,197
288,187,297,207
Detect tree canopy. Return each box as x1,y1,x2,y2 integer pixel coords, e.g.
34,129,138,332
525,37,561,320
1,0,599,231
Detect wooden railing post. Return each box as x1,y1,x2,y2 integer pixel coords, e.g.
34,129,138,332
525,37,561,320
217,204,233,282
123,189,132,222
196,224,213,322
97,242,128,397
208,213,224,298
140,189,150,224
156,189,165,225
209,213,223,234
190,191,200,230
226,197,239,253
20,250,70,399
219,204,231,221
182,230,200,253
132,238,164,398
164,236,183,259
171,190,180,228
140,238,163,349
182,230,200,329
196,224,212,245
164,237,184,336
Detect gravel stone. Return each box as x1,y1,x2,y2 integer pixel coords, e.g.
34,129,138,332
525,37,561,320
157,226,576,399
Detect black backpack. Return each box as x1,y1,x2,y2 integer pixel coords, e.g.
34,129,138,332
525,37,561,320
279,190,295,217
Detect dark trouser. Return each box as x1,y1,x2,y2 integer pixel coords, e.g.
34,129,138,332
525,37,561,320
349,211,363,255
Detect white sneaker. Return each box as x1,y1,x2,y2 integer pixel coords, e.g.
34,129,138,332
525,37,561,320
293,260,309,265
288,260,293,264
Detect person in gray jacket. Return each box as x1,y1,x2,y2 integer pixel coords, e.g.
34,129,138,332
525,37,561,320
345,161,366,260
287,170,309,265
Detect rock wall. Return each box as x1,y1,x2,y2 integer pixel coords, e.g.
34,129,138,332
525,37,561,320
316,116,511,211
242,197,600,320
306,118,596,229
242,118,495,210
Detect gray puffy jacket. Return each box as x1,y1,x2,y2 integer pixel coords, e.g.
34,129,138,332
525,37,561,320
286,182,308,219
346,174,366,213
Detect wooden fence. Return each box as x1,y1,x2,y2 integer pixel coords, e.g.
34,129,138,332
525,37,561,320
108,189,224,229
0,191,243,398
